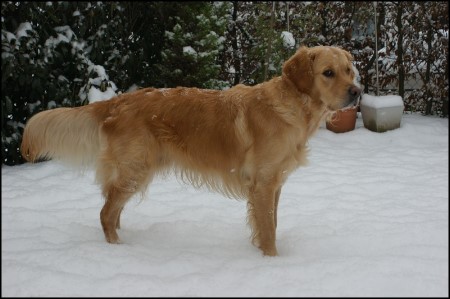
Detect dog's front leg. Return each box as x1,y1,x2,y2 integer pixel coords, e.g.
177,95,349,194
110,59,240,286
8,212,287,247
274,187,281,229
247,183,280,256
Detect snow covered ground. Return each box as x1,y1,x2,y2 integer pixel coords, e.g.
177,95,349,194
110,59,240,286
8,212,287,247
2,113,448,297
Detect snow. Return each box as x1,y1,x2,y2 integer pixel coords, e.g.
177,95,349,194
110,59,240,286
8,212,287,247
84,65,118,103
15,22,32,39
1,114,448,297
183,46,197,56
44,25,74,48
281,31,295,49
361,94,404,109
88,64,108,82
2,31,16,44
87,86,117,103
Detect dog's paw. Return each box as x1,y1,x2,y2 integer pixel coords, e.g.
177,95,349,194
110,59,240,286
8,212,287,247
105,233,122,244
261,246,278,257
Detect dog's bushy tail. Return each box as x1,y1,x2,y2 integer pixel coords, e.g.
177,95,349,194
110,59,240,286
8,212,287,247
21,106,102,167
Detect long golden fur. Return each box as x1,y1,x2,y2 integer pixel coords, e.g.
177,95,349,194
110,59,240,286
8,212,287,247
21,46,361,256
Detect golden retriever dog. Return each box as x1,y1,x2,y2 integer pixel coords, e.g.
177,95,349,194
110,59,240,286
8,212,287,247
21,46,361,256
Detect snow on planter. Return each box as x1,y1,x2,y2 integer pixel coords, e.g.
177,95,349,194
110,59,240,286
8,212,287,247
360,94,404,133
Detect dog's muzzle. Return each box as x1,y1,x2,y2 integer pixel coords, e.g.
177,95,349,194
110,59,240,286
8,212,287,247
343,85,362,108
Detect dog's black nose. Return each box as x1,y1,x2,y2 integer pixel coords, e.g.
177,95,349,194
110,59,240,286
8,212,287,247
349,86,361,100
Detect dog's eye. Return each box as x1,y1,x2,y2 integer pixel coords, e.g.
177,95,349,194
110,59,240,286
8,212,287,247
323,70,334,78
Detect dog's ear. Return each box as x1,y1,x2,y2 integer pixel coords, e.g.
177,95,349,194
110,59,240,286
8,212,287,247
282,46,316,94
343,49,354,63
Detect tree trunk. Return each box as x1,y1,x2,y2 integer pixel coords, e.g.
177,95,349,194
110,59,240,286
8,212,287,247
231,1,241,85
363,2,384,94
263,2,276,81
424,14,433,115
396,2,405,100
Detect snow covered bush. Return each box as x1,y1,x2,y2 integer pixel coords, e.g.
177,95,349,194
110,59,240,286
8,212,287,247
156,2,229,89
1,2,119,165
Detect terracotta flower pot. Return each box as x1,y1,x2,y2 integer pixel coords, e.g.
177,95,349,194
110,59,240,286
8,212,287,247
326,106,358,133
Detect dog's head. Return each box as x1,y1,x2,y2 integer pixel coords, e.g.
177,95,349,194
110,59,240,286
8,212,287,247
282,46,361,111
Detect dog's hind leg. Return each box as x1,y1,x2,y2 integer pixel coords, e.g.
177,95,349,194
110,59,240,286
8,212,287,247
100,183,134,243
97,160,153,244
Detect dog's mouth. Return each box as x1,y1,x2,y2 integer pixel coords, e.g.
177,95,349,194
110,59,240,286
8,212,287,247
335,86,362,110
327,97,360,112
342,95,361,109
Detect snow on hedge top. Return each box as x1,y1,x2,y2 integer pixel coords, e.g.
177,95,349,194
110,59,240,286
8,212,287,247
183,46,197,56
44,25,74,48
281,31,295,49
361,94,404,109
88,86,116,103
15,22,32,39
